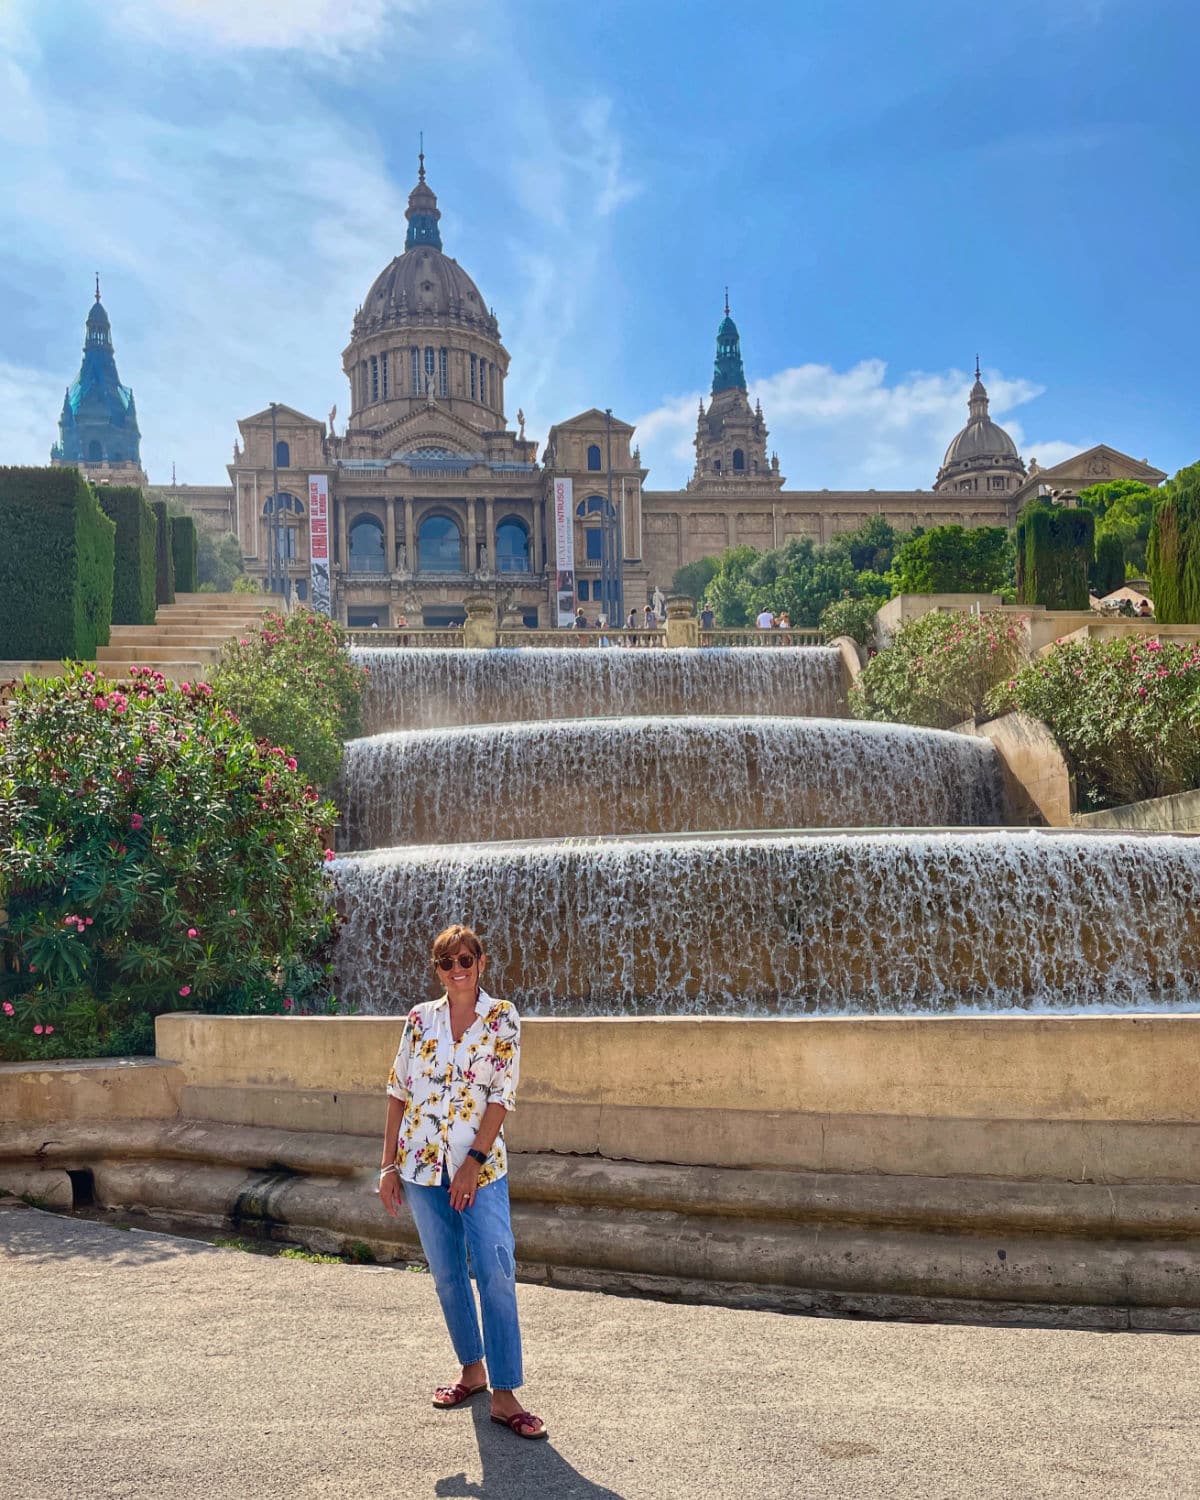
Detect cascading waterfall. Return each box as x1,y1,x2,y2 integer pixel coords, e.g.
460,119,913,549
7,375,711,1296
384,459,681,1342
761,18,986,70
353,646,847,733
338,716,1006,849
331,644,1200,1017
331,830,1200,1016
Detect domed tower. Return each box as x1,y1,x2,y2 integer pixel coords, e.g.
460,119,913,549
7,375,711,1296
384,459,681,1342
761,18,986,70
51,276,146,483
934,358,1025,496
341,152,510,441
687,294,783,491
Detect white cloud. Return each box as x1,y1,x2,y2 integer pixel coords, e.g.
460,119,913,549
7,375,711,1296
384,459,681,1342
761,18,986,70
633,359,1083,492
109,0,435,57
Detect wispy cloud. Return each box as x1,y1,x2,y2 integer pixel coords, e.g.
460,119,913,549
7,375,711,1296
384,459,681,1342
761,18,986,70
110,0,436,58
634,360,1083,491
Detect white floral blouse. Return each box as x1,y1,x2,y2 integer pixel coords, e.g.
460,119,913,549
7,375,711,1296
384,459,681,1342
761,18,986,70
386,988,520,1187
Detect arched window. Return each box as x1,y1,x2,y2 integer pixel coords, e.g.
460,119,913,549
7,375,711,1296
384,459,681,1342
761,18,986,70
275,440,290,469
732,449,745,471
348,515,386,574
587,443,602,471
418,513,463,573
87,440,103,461
496,517,530,573
575,495,613,518
424,347,435,392
713,458,722,474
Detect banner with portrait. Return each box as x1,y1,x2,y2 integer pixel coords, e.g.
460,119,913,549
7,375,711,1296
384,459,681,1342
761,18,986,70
307,474,331,615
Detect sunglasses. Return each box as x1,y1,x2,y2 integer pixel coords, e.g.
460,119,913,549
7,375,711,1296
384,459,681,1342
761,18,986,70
434,953,478,972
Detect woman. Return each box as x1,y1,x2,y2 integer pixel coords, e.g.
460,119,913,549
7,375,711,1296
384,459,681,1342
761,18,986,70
378,924,547,1440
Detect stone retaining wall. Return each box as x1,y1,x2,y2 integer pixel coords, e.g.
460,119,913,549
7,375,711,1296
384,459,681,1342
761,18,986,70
4,1012,1200,1326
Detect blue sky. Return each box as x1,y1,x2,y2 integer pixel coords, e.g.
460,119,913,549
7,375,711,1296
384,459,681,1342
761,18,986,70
1,0,1196,492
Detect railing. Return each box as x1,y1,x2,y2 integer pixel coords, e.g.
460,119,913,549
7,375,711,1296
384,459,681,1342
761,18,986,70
347,629,466,648
497,628,666,648
700,629,825,647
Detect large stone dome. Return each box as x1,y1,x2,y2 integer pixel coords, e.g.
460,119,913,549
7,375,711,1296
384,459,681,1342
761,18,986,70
933,361,1025,495
350,159,499,341
941,375,1019,466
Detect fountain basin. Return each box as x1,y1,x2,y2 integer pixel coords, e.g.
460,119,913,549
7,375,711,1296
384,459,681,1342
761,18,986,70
352,646,847,734
331,828,1200,1017
338,716,1007,848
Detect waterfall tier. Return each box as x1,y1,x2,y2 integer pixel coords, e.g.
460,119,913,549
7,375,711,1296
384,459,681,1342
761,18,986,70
338,716,1006,849
330,830,1200,1017
353,646,847,734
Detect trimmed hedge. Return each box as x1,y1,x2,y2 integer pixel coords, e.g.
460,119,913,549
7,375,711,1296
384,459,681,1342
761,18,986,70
170,514,199,593
96,485,157,625
1089,531,1126,597
150,499,176,605
1148,463,1200,623
0,466,115,659
1015,500,1094,610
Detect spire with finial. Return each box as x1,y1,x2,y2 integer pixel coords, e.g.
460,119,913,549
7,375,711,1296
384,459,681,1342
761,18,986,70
712,293,746,393
968,353,989,422
95,271,101,303
405,138,442,250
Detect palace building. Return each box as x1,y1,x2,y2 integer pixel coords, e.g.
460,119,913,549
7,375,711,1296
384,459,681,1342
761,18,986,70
56,159,1166,624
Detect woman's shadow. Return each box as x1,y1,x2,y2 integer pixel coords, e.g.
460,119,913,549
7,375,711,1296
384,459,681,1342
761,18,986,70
434,1401,628,1500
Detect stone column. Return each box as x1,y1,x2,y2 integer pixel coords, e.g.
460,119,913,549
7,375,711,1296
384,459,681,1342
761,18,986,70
404,495,415,570
485,497,496,572
337,494,349,571
531,497,543,575
467,498,478,574
385,496,397,574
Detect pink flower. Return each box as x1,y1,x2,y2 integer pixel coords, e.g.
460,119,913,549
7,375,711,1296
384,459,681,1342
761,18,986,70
239,638,248,646
324,849,335,862
45,1025,54,1035
285,757,297,772
130,813,144,831
179,985,192,997
229,909,237,916
283,997,294,1011
2,1002,13,1016
33,1024,43,1035
84,917,93,926
187,928,198,939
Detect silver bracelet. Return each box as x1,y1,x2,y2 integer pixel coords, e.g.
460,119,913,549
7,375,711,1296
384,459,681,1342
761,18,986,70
378,1164,399,1178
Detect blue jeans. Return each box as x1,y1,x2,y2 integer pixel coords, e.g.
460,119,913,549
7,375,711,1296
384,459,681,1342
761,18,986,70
404,1169,524,1390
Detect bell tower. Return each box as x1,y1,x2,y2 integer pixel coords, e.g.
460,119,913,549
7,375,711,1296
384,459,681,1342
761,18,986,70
687,293,782,492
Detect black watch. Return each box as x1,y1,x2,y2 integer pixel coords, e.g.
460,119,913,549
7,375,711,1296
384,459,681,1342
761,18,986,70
467,1148,488,1165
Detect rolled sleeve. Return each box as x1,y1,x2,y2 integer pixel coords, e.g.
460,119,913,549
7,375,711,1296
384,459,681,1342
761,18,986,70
487,1009,521,1111
386,1012,417,1101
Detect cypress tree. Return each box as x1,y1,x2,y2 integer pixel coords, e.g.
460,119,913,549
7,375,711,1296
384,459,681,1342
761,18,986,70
1015,499,1094,610
1148,463,1200,623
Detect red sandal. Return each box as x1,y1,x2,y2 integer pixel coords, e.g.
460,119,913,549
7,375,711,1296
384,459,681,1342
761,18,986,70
490,1410,548,1440
432,1382,487,1409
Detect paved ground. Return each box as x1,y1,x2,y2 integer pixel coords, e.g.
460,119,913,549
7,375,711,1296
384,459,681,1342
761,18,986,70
2,1201,1199,1500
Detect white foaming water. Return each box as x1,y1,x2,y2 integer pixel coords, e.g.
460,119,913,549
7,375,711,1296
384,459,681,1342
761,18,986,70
337,716,1006,849
352,646,846,733
330,830,1200,1017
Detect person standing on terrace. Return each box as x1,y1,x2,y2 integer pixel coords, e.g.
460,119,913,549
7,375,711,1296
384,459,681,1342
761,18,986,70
378,924,547,1441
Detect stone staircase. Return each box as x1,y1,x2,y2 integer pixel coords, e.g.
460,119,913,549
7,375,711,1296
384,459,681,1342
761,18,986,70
1,592,287,703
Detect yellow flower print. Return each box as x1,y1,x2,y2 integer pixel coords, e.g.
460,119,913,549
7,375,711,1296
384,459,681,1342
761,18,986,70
494,1038,515,1062
420,1037,438,1061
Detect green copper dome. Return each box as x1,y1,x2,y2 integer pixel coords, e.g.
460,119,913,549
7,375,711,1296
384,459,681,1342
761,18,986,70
712,300,746,394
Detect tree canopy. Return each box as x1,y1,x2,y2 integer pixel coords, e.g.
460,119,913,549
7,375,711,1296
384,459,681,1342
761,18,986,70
887,525,1013,596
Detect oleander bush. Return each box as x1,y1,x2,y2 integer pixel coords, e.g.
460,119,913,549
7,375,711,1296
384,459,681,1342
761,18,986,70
0,664,343,1061
819,594,880,646
208,609,368,788
0,466,115,659
986,636,1200,811
850,609,1025,730
96,484,157,626
170,514,199,593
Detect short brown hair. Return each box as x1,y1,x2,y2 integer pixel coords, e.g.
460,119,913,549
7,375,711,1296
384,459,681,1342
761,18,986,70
431,924,483,964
